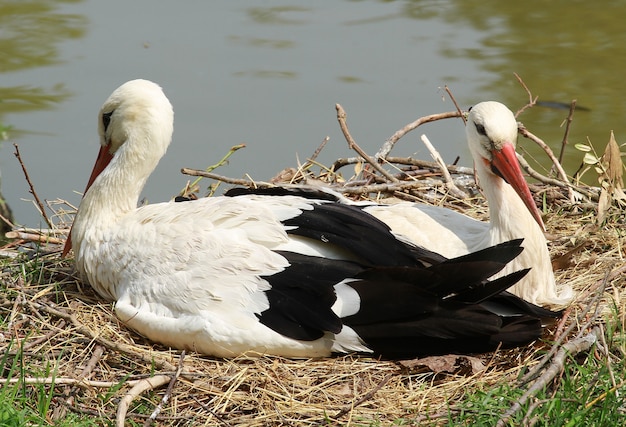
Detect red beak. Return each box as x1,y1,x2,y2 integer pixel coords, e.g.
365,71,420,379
491,142,546,232
62,144,114,257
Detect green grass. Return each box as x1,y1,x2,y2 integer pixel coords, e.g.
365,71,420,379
444,315,626,426
0,341,102,427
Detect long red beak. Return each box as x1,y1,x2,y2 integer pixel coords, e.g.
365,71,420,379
62,144,114,257
491,142,546,232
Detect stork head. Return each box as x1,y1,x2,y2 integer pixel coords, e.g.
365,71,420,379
465,101,546,232
62,79,174,257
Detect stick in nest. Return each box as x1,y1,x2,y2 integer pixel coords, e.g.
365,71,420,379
143,351,186,427
335,103,400,183
420,134,467,199
13,143,53,229
116,375,171,427
495,327,600,427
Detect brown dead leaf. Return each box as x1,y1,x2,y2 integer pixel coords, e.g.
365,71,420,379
398,354,486,375
602,131,624,188
597,131,625,223
551,241,589,271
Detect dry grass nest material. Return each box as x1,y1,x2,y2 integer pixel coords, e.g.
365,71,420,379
1,97,625,426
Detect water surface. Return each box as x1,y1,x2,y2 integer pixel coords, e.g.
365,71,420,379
2,0,625,227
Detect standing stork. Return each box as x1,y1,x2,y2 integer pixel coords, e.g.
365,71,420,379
62,80,561,358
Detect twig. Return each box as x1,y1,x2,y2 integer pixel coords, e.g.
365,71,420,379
0,376,145,388
77,345,105,380
180,144,245,197
513,73,538,116
519,265,611,386
518,125,570,185
116,375,171,427
420,134,467,199
333,373,393,419
21,319,66,351
13,143,53,228
515,155,597,202
386,157,475,175
375,111,462,160
143,351,186,427
5,231,64,245
444,85,466,124
517,124,575,202
181,168,272,188
558,99,577,165
305,136,330,167
0,211,14,231
496,327,600,427
26,300,178,372
335,104,399,183
331,156,475,176
341,181,445,195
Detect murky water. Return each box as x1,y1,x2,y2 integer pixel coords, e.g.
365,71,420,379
2,0,625,227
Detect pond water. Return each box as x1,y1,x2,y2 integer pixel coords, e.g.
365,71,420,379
2,0,626,228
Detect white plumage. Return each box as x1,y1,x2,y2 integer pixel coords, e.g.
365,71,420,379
63,80,562,358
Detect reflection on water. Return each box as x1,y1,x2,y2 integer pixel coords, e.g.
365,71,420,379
420,1,626,170
0,0,86,117
247,6,310,25
228,35,295,50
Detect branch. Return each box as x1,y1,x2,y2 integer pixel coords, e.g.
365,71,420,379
518,125,570,185
513,73,538,116
116,375,171,427
181,168,272,188
375,111,462,160
26,300,178,372
335,104,399,183
420,134,467,199
0,376,145,388
517,124,575,202
13,143,53,228
333,373,393,419
558,99,577,165
515,154,597,202
443,85,466,124
496,327,600,427
5,231,64,245
143,351,186,427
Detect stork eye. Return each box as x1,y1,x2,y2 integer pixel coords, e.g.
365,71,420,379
102,111,113,131
475,123,487,136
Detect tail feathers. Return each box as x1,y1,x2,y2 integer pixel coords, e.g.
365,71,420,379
480,291,563,321
453,269,530,304
347,305,545,358
428,239,524,295
487,316,545,348
354,242,527,299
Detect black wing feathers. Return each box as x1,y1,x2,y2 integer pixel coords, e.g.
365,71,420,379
225,188,560,357
282,202,421,266
257,252,361,341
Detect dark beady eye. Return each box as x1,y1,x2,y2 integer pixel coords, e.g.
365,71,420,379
475,123,487,136
102,111,113,131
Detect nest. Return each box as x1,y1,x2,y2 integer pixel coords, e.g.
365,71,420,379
1,93,625,426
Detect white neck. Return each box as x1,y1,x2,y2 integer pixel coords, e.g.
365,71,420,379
475,162,571,304
71,133,165,281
